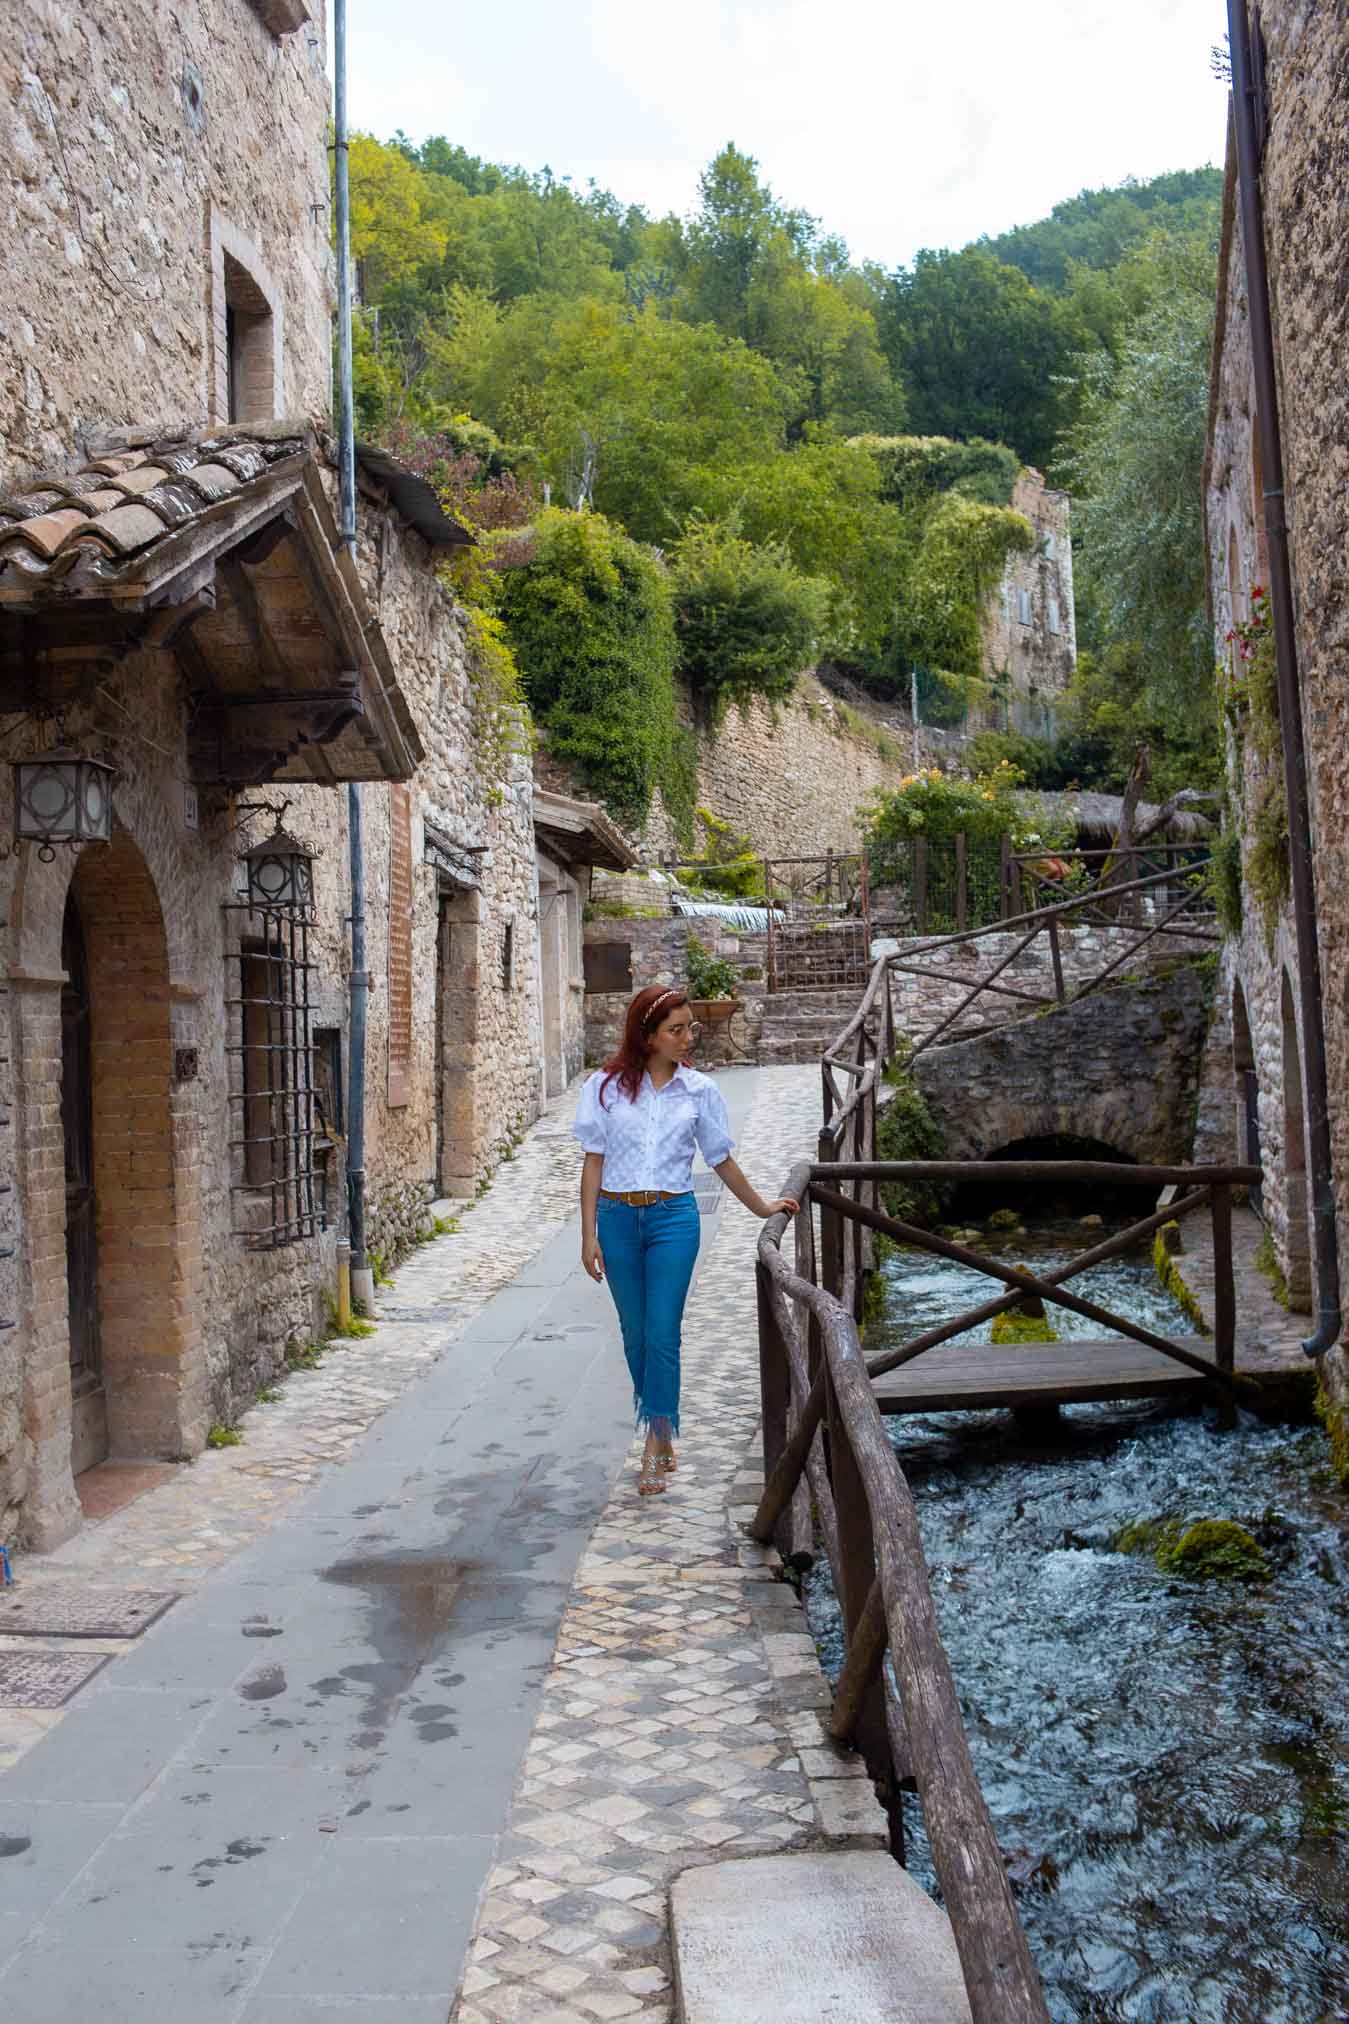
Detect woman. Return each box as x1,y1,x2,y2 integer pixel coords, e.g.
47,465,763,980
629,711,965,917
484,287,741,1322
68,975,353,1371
574,983,799,1497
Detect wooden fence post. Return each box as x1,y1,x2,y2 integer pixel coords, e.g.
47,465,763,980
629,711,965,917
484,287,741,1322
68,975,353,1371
765,860,776,991
817,1129,843,1303
1047,912,1066,1003
823,1358,893,1828
756,1257,789,1506
999,832,1012,919
955,830,968,932
1211,1183,1236,1425
914,836,928,935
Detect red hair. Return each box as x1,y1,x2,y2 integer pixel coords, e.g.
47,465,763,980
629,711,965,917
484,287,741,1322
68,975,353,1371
599,985,691,1107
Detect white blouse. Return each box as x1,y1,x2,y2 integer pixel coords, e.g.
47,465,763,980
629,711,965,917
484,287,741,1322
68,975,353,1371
572,1063,734,1194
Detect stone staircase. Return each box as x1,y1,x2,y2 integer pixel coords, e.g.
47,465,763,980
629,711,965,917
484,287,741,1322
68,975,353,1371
753,985,875,1065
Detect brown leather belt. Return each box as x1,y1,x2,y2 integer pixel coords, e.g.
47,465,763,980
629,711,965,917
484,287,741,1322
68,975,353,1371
600,1188,681,1206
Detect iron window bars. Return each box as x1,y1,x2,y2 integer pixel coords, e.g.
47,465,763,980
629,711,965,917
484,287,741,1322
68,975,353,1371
224,901,319,1249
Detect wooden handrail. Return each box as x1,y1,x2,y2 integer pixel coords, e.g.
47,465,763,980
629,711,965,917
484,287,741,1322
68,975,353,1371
756,1213,1051,2021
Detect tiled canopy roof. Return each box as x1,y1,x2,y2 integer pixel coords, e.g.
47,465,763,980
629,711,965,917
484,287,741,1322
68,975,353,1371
0,434,305,592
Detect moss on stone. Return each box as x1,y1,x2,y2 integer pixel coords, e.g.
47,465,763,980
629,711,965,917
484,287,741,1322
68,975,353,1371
1314,1376,1349,1490
1112,1514,1271,1582
1253,1228,1291,1310
987,1207,1020,1229
1159,1519,1270,1583
990,1308,1058,1345
1152,1232,1210,1334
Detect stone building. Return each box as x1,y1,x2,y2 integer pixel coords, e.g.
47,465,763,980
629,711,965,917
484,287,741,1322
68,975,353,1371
0,0,603,1548
1203,3,1349,1430
982,469,1077,728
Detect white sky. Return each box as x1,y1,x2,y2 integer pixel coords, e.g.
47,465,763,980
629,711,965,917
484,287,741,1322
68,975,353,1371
339,0,1230,271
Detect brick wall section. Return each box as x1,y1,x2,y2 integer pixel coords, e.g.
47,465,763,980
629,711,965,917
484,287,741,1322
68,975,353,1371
386,783,413,1108
0,0,331,477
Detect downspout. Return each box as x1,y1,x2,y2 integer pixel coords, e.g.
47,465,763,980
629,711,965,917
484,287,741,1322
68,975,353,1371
1228,0,1341,1356
334,0,373,1310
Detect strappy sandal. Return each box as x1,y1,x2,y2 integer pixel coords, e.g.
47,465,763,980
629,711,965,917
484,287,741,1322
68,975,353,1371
657,1443,677,1475
638,1451,667,1496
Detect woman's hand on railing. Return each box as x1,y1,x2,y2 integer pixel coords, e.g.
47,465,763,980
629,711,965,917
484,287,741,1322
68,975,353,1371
761,1195,802,1220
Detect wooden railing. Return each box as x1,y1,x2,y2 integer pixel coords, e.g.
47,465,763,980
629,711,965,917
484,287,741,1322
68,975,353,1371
822,854,1217,1120
751,1155,1259,2022
753,1166,1049,2023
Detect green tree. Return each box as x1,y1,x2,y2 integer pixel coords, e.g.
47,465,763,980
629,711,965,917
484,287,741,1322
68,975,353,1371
497,508,690,828
979,168,1223,294
670,519,830,718
1058,233,1217,731
879,247,1073,469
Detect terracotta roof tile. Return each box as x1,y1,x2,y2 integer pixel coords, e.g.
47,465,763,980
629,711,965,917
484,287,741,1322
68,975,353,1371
0,429,307,596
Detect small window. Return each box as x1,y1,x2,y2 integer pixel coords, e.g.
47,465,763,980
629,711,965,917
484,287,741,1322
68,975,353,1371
223,252,275,424
1017,588,1032,626
1047,596,1061,636
226,909,318,1249
501,917,516,992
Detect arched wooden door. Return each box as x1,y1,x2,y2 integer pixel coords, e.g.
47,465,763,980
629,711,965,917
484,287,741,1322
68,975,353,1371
62,892,107,1473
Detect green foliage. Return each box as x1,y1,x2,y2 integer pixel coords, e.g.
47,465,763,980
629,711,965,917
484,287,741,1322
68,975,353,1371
497,508,687,829
255,1386,283,1404
1207,828,1244,938
879,248,1074,469
865,760,1023,861
1224,589,1289,949
880,492,1036,688
964,729,1056,787
670,518,829,716
1059,233,1218,731
688,808,766,899
978,167,1223,295
685,935,740,1001
206,1423,242,1449
875,1063,948,1227
854,433,1021,510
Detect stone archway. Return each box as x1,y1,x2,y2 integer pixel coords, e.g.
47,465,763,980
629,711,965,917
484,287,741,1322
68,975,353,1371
14,824,205,1544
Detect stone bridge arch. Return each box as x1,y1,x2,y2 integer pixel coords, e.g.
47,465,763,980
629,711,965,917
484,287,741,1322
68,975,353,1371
910,965,1211,1172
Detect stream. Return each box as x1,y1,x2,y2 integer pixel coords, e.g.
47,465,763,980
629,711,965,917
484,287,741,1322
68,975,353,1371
803,1224,1349,2022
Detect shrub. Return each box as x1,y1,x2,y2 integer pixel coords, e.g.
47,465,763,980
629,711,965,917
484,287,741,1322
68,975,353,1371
498,508,690,831
685,935,740,1001
875,1061,948,1226
671,518,830,720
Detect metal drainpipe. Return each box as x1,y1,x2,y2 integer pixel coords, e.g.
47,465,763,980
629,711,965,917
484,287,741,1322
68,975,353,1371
1228,0,1341,1356
333,0,373,1308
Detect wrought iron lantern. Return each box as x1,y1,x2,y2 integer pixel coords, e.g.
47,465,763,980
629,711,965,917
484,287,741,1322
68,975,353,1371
13,749,116,859
242,822,316,912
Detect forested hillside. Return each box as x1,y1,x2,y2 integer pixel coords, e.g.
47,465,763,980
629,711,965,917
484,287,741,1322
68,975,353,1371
345,136,1224,821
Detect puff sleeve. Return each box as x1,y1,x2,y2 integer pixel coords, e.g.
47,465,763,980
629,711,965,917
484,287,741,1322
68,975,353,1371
692,1079,734,1169
571,1072,609,1156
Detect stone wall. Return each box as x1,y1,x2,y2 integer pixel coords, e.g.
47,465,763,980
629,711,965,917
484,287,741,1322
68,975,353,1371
1205,12,1349,1366
911,963,1213,1168
982,469,1077,710
1,0,332,480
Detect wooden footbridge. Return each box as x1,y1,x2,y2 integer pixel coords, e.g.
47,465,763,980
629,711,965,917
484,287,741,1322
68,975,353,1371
743,857,1259,2021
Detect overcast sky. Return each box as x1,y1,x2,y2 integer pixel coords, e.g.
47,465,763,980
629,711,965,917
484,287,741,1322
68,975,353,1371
340,0,1229,271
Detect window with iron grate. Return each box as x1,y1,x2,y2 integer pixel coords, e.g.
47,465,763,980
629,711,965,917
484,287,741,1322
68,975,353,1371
224,905,318,1248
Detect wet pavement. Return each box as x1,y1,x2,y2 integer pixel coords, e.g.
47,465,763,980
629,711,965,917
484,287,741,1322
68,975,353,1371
0,1065,873,2021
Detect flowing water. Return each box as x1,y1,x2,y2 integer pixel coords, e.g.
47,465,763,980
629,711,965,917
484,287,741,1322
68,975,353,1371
803,1226,1349,2023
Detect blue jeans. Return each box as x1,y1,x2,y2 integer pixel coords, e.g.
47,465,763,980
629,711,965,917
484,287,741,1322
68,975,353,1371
597,1193,700,1440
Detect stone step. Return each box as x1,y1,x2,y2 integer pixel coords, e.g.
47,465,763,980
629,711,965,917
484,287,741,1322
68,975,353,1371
672,1850,973,2023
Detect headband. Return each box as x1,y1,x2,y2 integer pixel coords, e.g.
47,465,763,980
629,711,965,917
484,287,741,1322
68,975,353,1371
642,989,683,1029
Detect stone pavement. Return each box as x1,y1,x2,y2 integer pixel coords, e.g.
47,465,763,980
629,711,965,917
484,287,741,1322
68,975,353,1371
0,1065,885,2022
0,1084,589,1775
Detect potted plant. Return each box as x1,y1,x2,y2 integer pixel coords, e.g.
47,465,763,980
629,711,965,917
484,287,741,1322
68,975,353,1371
685,935,743,1062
